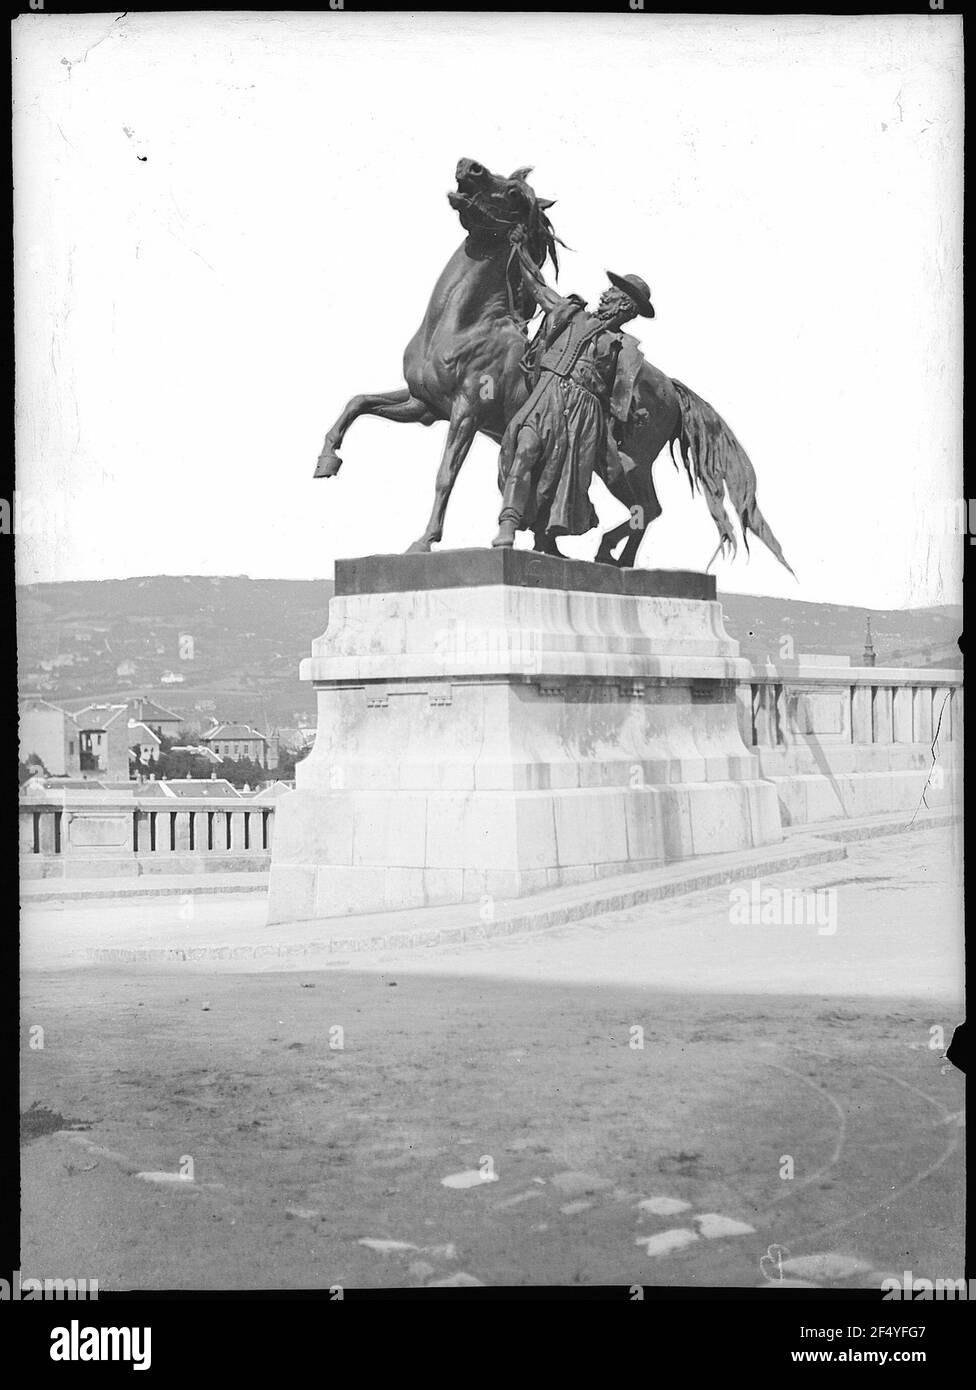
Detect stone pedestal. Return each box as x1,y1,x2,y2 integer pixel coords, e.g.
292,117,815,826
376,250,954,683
267,551,782,923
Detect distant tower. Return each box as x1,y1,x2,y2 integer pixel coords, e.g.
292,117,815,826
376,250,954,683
862,617,876,667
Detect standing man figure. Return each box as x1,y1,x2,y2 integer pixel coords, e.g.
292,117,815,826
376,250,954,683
492,226,655,553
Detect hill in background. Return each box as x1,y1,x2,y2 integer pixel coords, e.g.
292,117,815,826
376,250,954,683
719,592,961,669
17,574,961,731
17,576,335,730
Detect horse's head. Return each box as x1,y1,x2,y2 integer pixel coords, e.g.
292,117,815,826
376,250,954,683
449,157,560,280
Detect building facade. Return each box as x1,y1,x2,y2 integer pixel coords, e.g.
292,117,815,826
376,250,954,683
200,723,272,767
18,699,76,777
73,704,132,780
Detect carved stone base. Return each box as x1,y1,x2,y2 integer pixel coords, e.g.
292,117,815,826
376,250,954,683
266,552,783,924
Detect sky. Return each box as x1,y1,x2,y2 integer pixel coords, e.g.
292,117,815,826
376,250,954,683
12,11,964,608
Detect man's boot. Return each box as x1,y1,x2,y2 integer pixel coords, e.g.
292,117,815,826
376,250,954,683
491,469,534,549
491,514,519,549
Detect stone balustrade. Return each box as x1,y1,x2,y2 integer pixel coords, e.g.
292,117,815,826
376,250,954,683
736,662,962,825
20,657,963,890
19,792,276,880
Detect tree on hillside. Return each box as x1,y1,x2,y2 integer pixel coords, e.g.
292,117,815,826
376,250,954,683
213,755,266,789
174,727,203,746
152,748,217,781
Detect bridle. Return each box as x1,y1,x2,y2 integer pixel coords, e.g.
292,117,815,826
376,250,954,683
462,191,562,323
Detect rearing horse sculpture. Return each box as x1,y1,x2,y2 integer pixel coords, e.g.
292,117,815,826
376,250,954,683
316,158,793,574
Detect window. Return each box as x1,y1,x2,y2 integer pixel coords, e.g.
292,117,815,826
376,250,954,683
68,740,75,755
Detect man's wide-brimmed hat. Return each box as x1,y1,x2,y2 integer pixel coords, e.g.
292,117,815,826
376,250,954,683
606,271,655,318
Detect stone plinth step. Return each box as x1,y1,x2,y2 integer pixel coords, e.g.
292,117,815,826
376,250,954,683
335,548,715,600
65,834,849,966
265,834,848,954
782,807,961,843
21,873,269,904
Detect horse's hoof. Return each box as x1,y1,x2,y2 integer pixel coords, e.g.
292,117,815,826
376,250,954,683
313,450,343,479
405,539,432,554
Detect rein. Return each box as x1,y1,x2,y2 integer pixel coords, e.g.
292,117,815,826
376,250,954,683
504,239,520,322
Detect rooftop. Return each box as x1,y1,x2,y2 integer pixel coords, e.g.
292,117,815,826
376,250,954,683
142,779,244,800
74,703,128,732
129,697,182,723
128,720,162,745
202,723,269,742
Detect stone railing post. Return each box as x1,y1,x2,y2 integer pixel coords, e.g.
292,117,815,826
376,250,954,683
872,685,893,744
892,686,914,743
912,686,933,745
851,685,873,743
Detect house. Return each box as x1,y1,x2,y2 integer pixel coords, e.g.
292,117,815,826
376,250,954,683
200,723,271,766
72,703,132,780
19,699,77,777
127,697,182,739
128,720,161,764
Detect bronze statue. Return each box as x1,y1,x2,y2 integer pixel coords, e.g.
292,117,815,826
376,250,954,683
316,158,793,575
492,227,654,552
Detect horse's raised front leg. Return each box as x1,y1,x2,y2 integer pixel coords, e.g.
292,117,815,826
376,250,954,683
315,389,436,478
406,401,477,553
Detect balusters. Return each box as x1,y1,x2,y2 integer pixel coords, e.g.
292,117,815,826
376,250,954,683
871,686,893,744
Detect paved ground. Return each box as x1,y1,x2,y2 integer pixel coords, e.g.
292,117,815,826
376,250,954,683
20,824,964,1291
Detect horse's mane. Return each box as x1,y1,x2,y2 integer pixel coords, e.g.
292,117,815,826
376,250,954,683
515,176,563,278
510,175,566,322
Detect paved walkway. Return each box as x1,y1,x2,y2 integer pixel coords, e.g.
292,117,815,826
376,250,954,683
20,809,959,972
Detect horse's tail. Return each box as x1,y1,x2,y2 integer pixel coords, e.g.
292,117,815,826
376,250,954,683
668,378,796,579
